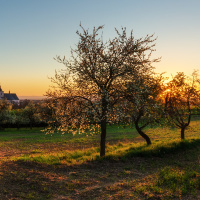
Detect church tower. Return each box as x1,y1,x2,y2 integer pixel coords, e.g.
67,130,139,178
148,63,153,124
0,86,4,99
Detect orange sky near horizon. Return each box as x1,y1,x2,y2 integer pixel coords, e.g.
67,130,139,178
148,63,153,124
1,59,198,97
1,39,199,97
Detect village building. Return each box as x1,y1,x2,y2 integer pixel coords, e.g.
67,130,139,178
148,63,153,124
0,86,20,105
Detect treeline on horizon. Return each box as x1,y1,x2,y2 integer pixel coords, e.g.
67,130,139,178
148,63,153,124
0,100,48,129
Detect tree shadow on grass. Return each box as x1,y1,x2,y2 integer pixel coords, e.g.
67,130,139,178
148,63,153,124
0,139,200,199
0,159,141,199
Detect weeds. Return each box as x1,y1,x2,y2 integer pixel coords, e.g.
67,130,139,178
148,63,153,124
156,166,200,195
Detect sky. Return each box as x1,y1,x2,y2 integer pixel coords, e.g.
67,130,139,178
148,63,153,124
0,0,200,97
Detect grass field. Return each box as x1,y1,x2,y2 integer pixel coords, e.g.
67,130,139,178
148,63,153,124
0,120,200,199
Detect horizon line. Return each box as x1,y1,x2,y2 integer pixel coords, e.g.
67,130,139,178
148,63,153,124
19,96,46,100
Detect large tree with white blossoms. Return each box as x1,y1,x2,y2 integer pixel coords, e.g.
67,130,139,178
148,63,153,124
46,25,159,156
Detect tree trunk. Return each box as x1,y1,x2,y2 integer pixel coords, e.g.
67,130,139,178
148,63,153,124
100,89,108,157
100,118,107,157
135,122,151,145
181,127,185,140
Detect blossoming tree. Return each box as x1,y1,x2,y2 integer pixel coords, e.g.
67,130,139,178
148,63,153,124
46,25,159,156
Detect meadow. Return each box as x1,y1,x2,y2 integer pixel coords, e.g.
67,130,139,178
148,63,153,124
0,120,200,199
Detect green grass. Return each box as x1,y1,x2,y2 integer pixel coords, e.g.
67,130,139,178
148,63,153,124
7,121,200,166
1,121,200,163
12,138,200,167
15,148,99,165
0,124,138,142
0,120,200,199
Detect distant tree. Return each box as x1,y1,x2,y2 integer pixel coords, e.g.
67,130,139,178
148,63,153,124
38,99,60,130
11,109,24,129
19,99,31,109
164,71,200,140
0,100,12,130
47,25,159,156
23,101,40,129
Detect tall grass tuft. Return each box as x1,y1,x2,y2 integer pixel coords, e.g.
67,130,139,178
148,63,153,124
156,166,199,195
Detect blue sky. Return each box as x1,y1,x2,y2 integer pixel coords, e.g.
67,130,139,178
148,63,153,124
0,0,200,96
